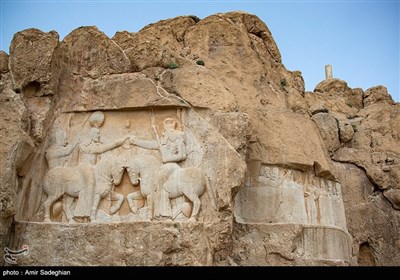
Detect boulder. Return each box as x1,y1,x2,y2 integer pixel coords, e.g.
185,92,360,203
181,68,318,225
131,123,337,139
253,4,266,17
311,113,340,154
364,86,394,107
0,51,9,74
9,28,59,95
338,120,354,143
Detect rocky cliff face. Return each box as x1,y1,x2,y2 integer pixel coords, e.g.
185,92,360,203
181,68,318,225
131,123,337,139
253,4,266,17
0,12,398,266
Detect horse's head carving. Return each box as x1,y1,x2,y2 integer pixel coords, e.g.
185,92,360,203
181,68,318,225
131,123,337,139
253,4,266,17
109,157,125,186
126,160,140,186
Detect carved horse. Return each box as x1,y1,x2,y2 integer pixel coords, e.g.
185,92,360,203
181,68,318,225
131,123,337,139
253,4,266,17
42,156,125,222
126,154,216,221
90,156,128,221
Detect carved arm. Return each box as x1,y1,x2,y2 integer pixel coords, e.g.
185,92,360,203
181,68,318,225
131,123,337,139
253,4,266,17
92,137,129,154
132,137,159,150
46,132,82,159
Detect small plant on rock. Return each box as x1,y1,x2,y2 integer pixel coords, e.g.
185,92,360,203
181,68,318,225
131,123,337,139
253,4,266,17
167,63,180,69
189,15,201,23
280,78,288,87
196,60,205,66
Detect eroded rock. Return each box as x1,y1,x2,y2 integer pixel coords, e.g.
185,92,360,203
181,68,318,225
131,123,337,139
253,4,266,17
9,28,59,95
0,51,9,74
312,113,340,155
334,162,400,265
1,11,399,267
306,78,363,120
308,102,328,116
384,189,400,210
363,86,394,107
338,120,354,143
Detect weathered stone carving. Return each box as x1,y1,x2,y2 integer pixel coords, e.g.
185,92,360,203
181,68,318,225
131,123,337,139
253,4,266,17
74,112,128,221
43,155,125,222
126,154,160,220
235,165,347,231
41,112,214,223
134,117,188,164
233,164,351,264
45,128,81,169
126,154,216,221
43,111,129,222
131,117,187,220
126,117,216,221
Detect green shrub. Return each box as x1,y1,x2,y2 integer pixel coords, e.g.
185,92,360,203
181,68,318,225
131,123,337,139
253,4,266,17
189,15,201,23
196,60,205,66
167,63,180,69
280,78,288,87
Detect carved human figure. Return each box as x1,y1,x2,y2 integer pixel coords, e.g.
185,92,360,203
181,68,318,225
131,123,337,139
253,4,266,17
304,183,319,224
125,154,216,222
132,117,186,220
45,128,81,169
44,128,82,221
74,111,128,222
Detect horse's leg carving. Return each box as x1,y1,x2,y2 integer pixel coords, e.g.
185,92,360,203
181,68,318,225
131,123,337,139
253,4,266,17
186,193,201,222
44,195,56,222
43,178,62,222
111,192,124,214
90,193,101,221
65,195,74,222
127,193,137,214
147,194,153,221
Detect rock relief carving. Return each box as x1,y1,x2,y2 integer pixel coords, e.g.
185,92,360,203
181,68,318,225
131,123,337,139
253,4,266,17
126,117,216,221
41,110,214,223
43,111,128,222
42,154,125,222
236,165,347,230
125,154,216,222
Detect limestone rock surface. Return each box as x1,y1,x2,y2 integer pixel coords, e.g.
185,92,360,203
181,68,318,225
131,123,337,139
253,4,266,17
334,162,400,265
311,112,340,155
364,86,395,107
0,51,9,74
9,28,59,95
1,11,399,266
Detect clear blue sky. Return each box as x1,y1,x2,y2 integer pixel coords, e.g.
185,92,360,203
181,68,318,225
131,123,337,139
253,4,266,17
1,0,399,101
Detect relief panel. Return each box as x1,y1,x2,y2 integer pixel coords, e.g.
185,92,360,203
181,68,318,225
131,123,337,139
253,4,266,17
28,108,216,223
